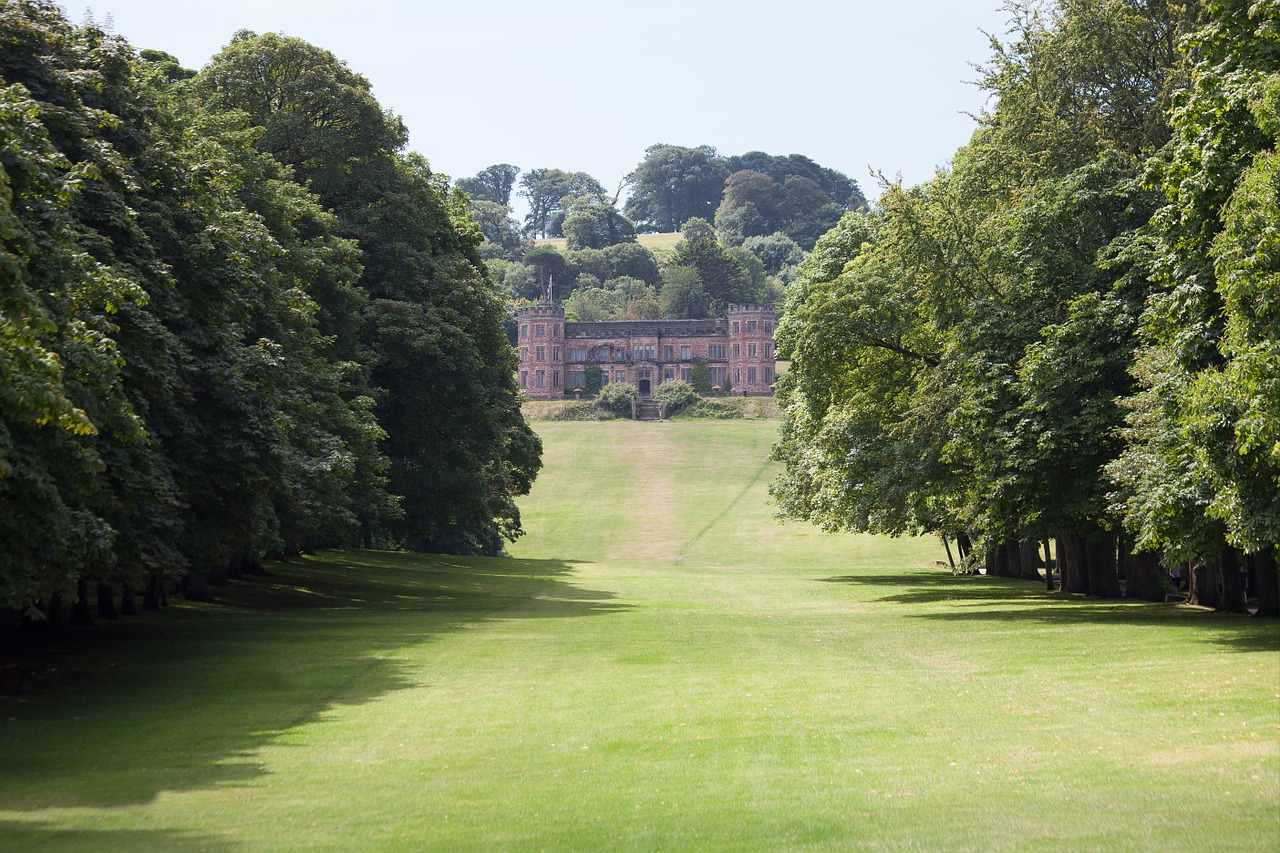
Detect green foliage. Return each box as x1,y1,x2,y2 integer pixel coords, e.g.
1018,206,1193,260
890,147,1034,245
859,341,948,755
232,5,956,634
1109,0,1280,563
659,265,709,319
668,230,752,312
652,380,699,413
689,360,712,396
561,194,636,250
457,163,520,206
584,364,603,396
625,144,729,233
518,168,605,238
595,381,639,416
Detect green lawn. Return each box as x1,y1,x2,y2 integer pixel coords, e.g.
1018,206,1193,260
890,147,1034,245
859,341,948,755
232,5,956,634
0,421,1276,850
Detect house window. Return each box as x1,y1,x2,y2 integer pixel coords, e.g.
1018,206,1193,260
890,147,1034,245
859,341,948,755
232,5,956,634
664,368,675,382
748,320,757,333
535,324,546,337
536,346,545,361
748,367,757,384
764,342,772,358
520,347,528,361
664,346,674,361
633,345,643,361
748,343,757,358
553,370,560,387
519,371,527,388
764,321,772,333
765,367,773,384
733,343,741,358
520,325,528,340
709,344,725,359
735,369,741,385
554,324,560,337
536,370,546,387
732,321,740,333
615,371,625,383
681,368,691,382
553,346,560,360
681,345,691,360
709,367,727,387
645,345,655,360
566,371,585,388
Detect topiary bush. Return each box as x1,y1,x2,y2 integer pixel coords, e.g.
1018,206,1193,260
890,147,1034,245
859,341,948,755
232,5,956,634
595,381,639,416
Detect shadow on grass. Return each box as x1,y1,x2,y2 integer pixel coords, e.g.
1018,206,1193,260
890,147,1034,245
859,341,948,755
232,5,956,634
821,571,1280,654
0,822,235,850
0,550,628,815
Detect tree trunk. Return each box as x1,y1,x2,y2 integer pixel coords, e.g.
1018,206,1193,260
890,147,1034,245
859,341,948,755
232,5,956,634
1251,551,1279,617
1085,535,1122,599
1018,537,1042,582
1058,532,1089,595
96,583,120,620
69,579,93,626
942,535,956,571
183,573,216,603
1121,540,1166,602
1005,539,1022,579
956,532,973,562
1188,558,1223,609
984,546,998,576
1220,547,1248,614
120,582,138,616
142,574,162,610
47,592,64,626
1043,540,1056,590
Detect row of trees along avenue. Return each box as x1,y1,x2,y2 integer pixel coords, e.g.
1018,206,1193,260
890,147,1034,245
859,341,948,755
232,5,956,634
1,2,540,622
772,0,1279,616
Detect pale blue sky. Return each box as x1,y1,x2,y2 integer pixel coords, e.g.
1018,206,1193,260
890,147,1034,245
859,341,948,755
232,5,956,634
82,0,1013,202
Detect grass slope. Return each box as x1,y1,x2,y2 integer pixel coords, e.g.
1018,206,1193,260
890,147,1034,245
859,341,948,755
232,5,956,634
0,421,1276,851
536,232,683,264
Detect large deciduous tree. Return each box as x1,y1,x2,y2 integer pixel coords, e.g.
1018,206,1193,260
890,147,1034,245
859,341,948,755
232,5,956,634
198,32,540,555
625,144,729,233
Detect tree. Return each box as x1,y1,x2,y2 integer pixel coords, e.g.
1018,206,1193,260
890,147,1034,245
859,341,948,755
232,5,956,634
726,150,866,210
659,266,709,319
457,163,519,206
468,199,527,259
1108,0,1280,612
668,228,752,311
519,168,605,238
624,144,729,233
743,233,805,278
561,194,637,249
199,32,540,555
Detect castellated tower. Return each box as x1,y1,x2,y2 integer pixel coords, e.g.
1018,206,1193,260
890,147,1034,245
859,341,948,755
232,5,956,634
515,303,565,400
726,304,777,395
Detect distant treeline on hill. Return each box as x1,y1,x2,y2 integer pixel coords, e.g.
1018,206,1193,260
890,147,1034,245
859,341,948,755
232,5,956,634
1,1,540,620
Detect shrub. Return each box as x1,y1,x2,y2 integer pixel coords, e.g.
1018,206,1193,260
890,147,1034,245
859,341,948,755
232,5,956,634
690,360,712,395
653,379,699,413
584,364,603,396
595,382,638,416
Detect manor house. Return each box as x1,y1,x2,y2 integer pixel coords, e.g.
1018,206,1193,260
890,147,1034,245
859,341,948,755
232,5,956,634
516,303,777,400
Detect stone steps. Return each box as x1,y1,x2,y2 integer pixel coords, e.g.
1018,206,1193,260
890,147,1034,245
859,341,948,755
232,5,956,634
635,400,661,421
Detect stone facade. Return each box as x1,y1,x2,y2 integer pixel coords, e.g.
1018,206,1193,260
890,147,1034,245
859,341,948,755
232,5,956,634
516,303,777,400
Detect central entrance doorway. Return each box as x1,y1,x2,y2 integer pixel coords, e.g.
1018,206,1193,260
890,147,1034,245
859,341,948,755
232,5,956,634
637,370,652,397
